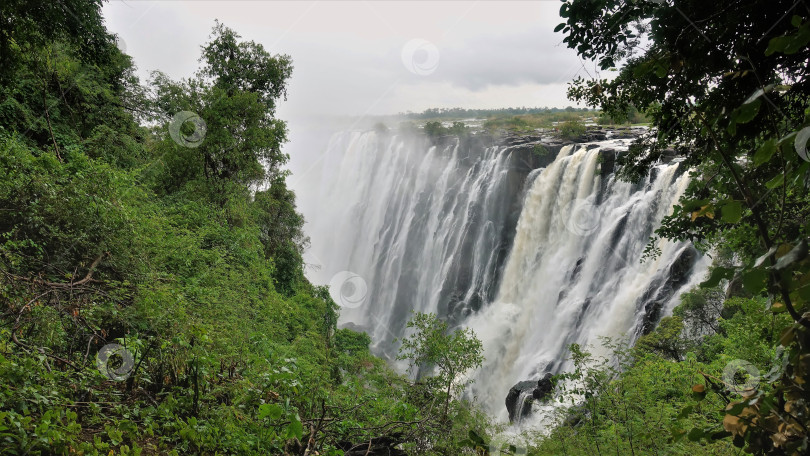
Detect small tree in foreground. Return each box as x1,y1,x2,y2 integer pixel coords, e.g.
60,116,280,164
397,312,484,418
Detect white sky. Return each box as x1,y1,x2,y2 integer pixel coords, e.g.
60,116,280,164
102,1,597,121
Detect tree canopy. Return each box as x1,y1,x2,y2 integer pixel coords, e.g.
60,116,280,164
559,0,810,452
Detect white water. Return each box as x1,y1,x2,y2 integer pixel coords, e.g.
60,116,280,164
301,131,524,360
464,144,710,421
295,130,710,421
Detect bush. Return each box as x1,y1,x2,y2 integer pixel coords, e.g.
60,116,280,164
557,119,586,139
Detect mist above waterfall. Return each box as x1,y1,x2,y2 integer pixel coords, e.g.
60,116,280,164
293,127,710,422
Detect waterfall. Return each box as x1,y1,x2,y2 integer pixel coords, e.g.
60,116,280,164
295,129,710,420
463,144,710,420
300,131,532,359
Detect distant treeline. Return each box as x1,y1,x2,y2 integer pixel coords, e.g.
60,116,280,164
401,106,596,119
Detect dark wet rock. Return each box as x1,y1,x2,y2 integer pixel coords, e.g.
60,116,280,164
506,373,555,423
609,127,641,139
598,148,618,180
533,373,554,400
497,127,643,157
639,246,699,335
660,147,678,163
506,380,536,423
570,257,585,283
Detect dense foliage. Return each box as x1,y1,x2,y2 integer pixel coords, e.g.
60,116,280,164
552,0,810,454
0,3,490,455
5,1,810,455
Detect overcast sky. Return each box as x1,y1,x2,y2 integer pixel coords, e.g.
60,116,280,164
102,1,596,121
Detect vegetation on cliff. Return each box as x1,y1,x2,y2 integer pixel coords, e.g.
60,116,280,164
3,0,810,455
546,0,810,453
0,3,487,454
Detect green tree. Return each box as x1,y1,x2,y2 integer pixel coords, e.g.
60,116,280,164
558,119,586,139
558,0,810,452
252,177,308,295
423,120,446,137
151,22,292,196
636,316,688,361
397,312,484,418
448,121,469,136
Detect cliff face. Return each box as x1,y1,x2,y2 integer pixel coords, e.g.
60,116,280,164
304,126,707,420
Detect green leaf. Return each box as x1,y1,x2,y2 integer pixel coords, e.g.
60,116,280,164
753,139,777,167
687,427,705,442
681,199,710,211
258,403,283,420
765,173,785,189
766,36,789,56
286,417,303,440
676,405,694,419
700,267,734,288
726,401,747,415
742,268,768,294
792,15,803,27
554,23,566,33
721,201,742,224
734,99,762,124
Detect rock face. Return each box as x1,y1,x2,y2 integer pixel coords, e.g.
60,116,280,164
505,381,536,423
533,373,554,400
505,373,554,423
639,245,699,335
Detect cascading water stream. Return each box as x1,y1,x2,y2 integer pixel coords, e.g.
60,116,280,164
301,131,531,361
294,129,710,421
464,144,710,421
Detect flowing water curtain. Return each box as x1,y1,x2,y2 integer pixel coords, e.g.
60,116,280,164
303,132,710,419
466,144,711,420
304,131,527,359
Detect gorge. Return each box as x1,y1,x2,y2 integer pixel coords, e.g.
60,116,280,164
294,126,711,424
